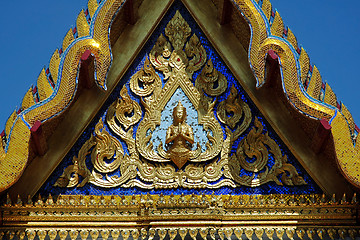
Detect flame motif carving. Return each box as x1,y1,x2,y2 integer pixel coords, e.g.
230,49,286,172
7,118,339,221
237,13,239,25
55,11,306,189
217,85,251,143
229,118,306,187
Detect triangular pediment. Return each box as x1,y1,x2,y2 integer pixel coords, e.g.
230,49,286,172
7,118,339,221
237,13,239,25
2,0,360,237
36,1,321,197
1,0,356,200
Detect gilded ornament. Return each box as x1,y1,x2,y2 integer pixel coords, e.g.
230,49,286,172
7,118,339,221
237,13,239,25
55,9,306,190
2,194,359,236
130,56,161,99
185,34,207,76
161,101,198,168
165,10,191,51
54,136,95,188
91,118,123,174
217,85,251,142
196,59,227,97
112,87,142,131
229,117,306,187
149,34,172,79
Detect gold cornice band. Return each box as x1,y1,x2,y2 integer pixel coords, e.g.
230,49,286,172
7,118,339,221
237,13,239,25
1,194,359,238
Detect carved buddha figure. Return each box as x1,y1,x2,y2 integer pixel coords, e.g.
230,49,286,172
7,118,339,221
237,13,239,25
165,101,194,168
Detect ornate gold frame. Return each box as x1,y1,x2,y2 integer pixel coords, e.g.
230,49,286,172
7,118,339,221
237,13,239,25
1,194,359,239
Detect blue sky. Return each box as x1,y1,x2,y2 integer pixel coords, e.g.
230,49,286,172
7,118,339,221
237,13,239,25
0,0,359,130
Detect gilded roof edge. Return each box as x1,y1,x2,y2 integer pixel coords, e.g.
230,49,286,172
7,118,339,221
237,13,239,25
0,0,359,191
229,0,360,188
0,0,121,191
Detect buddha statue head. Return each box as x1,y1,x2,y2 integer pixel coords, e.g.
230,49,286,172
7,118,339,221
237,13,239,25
173,101,186,124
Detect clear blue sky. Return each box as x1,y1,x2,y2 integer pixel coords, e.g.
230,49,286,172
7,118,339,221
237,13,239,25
0,0,359,130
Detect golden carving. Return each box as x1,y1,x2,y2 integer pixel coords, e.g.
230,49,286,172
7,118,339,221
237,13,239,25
91,119,123,174
149,34,172,79
1,194,359,238
162,101,197,168
196,59,227,97
217,85,251,142
115,85,142,130
130,56,161,100
229,117,306,187
54,136,95,188
55,10,306,189
165,10,191,51
185,34,207,76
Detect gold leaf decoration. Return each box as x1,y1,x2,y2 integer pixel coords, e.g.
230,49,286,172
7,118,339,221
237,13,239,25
130,56,161,98
217,85,251,142
149,34,172,79
113,87,142,131
262,0,272,22
165,10,191,51
299,47,310,86
307,65,322,100
37,68,53,101
185,34,207,76
49,49,60,85
77,10,90,37
5,110,17,139
229,117,307,187
21,87,36,111
270,12,284,38
56,10,306,190
324,83,337,107
62,28,75,52
195,59,227,97
287,28,298,50
91,118,123,174
54,135,95,188
88,0,99,18
341,103,355,136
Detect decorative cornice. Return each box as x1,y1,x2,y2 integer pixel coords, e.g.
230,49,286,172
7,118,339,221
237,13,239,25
0,0,124,192
1,194,359,239
229,0,360,188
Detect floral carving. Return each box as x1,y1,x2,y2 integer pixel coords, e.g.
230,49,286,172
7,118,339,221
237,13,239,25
229,117,307,187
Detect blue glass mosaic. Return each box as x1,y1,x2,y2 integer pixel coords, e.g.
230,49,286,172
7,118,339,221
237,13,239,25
38,1,322,196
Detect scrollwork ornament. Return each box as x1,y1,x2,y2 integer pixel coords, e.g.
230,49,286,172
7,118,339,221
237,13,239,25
54,136,96,188
217,85,251,142
106,86,140,155
130,56,161,102
149,34,172,79
236,118,268,173
165,10,191,51
113,87,142,131
185,34,207,76
90,118,138,188
195,59,227,97
91,119,123,174
229,117,307,187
